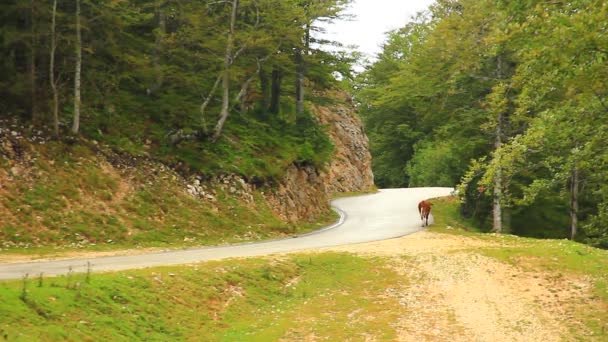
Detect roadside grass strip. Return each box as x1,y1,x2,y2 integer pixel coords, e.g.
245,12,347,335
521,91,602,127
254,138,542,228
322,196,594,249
0,252,403,341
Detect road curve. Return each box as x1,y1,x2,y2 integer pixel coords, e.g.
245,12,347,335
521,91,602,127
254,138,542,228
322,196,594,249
0,187,452,279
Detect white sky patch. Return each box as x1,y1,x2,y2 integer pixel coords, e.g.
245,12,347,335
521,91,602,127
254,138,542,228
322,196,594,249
318,0,436,64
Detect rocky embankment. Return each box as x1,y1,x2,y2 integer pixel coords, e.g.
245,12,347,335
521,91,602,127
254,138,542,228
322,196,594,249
266,90,374,222
317,90,374,194
0,90,373,248
177,89,374,222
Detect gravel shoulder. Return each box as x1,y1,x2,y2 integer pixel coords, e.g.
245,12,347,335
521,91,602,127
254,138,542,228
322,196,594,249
319,230,597,341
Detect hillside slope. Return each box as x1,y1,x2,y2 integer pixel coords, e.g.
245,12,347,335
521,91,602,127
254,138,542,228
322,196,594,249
0,90,373,253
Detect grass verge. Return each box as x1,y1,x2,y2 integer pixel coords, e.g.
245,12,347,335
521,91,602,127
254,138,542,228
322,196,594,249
0,252,402,341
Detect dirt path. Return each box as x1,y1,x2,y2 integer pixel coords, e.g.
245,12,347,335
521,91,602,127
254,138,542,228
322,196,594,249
322,230,593,341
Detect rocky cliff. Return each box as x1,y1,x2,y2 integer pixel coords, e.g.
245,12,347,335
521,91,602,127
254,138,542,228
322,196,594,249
266,89,374,222
187,89,375,223
317,90,374,194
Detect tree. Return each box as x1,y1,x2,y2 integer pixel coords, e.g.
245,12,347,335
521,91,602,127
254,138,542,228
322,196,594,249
481,0,608,241
49,0,59,137
212,0,240,141
29,0,37,122
0,0,353,183
356,0,608,242
72,0,82,135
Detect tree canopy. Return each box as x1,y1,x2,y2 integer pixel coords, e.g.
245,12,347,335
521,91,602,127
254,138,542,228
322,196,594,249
1,0,356,179
356,0,608,247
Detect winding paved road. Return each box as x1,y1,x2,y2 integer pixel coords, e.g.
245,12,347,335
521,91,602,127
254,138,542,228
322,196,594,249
0,187,452,279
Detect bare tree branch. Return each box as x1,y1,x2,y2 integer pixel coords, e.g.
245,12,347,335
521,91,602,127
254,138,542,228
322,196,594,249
200,74,222,134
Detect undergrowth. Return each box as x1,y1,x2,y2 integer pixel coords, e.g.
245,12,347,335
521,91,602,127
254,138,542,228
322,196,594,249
86,106,334,181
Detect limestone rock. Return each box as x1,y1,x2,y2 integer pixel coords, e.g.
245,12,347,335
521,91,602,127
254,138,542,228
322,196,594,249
264,89,374,222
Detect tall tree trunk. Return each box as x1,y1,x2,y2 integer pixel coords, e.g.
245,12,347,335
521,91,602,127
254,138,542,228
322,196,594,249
72,0,82,135
233,57,266,113
295,24,310,115
238,81,249,113
200,74,222,135
570,166,579,240
491,56,509,234
50,0,59,137
259,67,270,112
149,3,166,95
29,0,37,122
492,112,503,233
212,0,238,142
270,66,282,114
295,48,304,115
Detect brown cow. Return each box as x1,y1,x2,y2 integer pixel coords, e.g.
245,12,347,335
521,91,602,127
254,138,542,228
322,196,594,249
418,200,432,227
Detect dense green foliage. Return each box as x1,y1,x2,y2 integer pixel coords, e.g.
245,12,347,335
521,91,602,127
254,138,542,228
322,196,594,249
356,0,608,246
0,0,356,180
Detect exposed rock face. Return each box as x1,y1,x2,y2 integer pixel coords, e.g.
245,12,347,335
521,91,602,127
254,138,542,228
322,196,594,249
265,164,328,222
316,90,374,194
265,90,374,222
186,174,254,204
0,124,37,185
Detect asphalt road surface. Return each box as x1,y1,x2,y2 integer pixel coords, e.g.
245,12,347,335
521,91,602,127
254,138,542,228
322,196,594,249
0,187,453,279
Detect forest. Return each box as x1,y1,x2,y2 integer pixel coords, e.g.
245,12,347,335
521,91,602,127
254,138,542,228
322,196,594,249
1,0,354,179
2,0,607,249
2,2,608,339
356,0,608,247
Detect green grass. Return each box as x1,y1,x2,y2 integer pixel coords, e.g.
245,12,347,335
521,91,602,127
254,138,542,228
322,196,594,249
429,196,487,237
430,196,608,339
1,92,345,257
0,142,339,257
0,253,403,341
1,187,338,256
